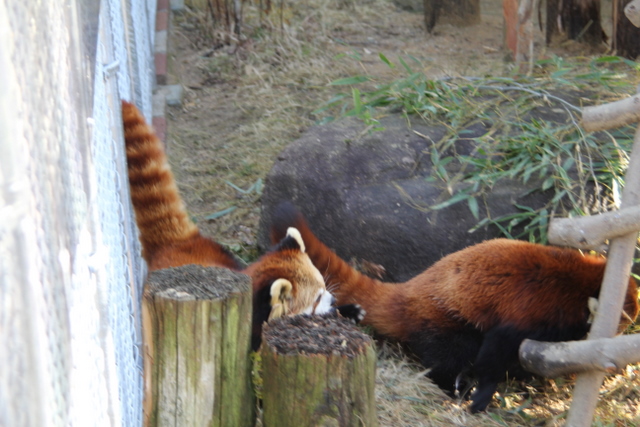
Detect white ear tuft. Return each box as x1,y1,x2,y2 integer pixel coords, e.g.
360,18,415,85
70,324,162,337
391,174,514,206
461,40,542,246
286,227,305,253
269,278,293,321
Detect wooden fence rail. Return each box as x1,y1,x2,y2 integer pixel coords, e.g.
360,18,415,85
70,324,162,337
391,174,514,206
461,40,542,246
522,82,640,426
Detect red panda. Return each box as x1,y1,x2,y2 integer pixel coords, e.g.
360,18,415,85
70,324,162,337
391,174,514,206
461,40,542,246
121,101,362,349
270,201,639,413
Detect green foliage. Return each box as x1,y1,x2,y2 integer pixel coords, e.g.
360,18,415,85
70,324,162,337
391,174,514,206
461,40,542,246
251,351,264,401
317,55,639,243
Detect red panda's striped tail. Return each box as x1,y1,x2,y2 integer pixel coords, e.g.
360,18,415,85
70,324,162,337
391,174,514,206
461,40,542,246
122,101,200,263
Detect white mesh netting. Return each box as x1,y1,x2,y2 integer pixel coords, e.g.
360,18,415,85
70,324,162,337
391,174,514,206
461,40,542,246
0,0,155,425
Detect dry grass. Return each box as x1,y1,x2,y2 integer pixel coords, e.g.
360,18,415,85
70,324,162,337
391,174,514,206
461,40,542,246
166,0,511,260
374,339,640,426
165,0,640,425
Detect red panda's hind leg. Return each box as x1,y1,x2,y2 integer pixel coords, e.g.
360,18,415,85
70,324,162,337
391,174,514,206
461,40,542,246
470,322,593,413
469,327,522,412
469,325,544,413
408,325,483,398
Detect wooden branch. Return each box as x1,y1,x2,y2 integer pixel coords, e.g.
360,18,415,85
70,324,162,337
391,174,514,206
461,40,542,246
582,93,640,132
260,315,378,427
143,265,254,427
566,123,640,426
625,0,640,28
520,334,640,378
548,205,640,251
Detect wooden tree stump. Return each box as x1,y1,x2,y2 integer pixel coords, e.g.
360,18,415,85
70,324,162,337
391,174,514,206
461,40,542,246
142,265,254,427
260,315,377,427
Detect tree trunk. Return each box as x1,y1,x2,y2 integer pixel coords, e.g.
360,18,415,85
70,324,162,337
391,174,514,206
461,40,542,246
614,0,640,59
546,0,604,45
260,315,378,427
515,0,536,73
142,265,254,427
424,0,481,33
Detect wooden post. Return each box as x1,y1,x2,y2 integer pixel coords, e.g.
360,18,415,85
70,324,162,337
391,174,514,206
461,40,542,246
548,205,640,251
260,315,378,427
561,90,640,426
520,335,640,378
581,93,640,132
142,265,254,427
565,124,640,427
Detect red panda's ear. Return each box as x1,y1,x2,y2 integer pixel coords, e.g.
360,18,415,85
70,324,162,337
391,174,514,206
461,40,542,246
268,279,293,321
271,227,306,253
286,228,305,252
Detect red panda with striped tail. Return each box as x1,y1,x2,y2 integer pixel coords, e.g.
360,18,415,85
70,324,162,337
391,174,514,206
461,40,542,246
270,201,639,413
122,101,363,350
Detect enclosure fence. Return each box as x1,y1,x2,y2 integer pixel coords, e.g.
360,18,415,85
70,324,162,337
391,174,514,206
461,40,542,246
0,0,156,425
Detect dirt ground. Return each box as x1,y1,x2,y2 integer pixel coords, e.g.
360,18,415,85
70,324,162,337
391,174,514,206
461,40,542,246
166,0,538,259
164,0,612,261
163,0,639,425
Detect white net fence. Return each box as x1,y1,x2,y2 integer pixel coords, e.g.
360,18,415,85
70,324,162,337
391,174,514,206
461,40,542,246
0,0,155,425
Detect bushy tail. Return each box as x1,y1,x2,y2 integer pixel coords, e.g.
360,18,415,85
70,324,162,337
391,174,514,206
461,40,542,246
270,202,400,335
122,101,199,263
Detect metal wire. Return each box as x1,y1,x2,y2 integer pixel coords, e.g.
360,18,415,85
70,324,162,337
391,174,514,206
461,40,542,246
0,0,153,425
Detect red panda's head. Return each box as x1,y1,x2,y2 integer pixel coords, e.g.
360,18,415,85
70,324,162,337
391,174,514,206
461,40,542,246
247,227,335,349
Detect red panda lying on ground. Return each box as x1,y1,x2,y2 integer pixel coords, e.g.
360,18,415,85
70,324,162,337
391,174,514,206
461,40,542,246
121,101,363,349
270,201,639,413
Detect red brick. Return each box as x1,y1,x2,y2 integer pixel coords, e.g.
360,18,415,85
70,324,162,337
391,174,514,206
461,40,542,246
156,10,169,31
157,0,169,11
155,53,167,85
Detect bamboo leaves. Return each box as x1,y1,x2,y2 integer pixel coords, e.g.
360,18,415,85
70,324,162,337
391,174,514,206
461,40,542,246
317,54,638,243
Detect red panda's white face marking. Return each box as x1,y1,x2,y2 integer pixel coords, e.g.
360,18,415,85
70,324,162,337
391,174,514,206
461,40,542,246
302,289,336,316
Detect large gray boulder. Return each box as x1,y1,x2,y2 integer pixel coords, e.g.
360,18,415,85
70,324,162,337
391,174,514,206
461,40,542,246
258,114,560,282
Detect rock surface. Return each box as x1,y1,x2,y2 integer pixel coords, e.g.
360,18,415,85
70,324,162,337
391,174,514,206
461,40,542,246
258,113,561,282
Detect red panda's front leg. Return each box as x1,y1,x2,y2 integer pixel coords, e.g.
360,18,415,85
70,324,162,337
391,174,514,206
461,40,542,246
336,304,366,323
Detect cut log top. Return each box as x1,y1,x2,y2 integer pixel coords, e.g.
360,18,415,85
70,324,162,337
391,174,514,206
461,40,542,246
263,315,373,358
146,264,250,300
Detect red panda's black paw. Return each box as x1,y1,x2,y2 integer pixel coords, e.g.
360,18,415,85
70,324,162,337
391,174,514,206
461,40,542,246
469,385,495,414
336,304,366,324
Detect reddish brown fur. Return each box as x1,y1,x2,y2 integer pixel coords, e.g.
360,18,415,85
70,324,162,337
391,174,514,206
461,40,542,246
272,210,638,336
271,203,639,412
122,101,331,349
122,100,240,271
